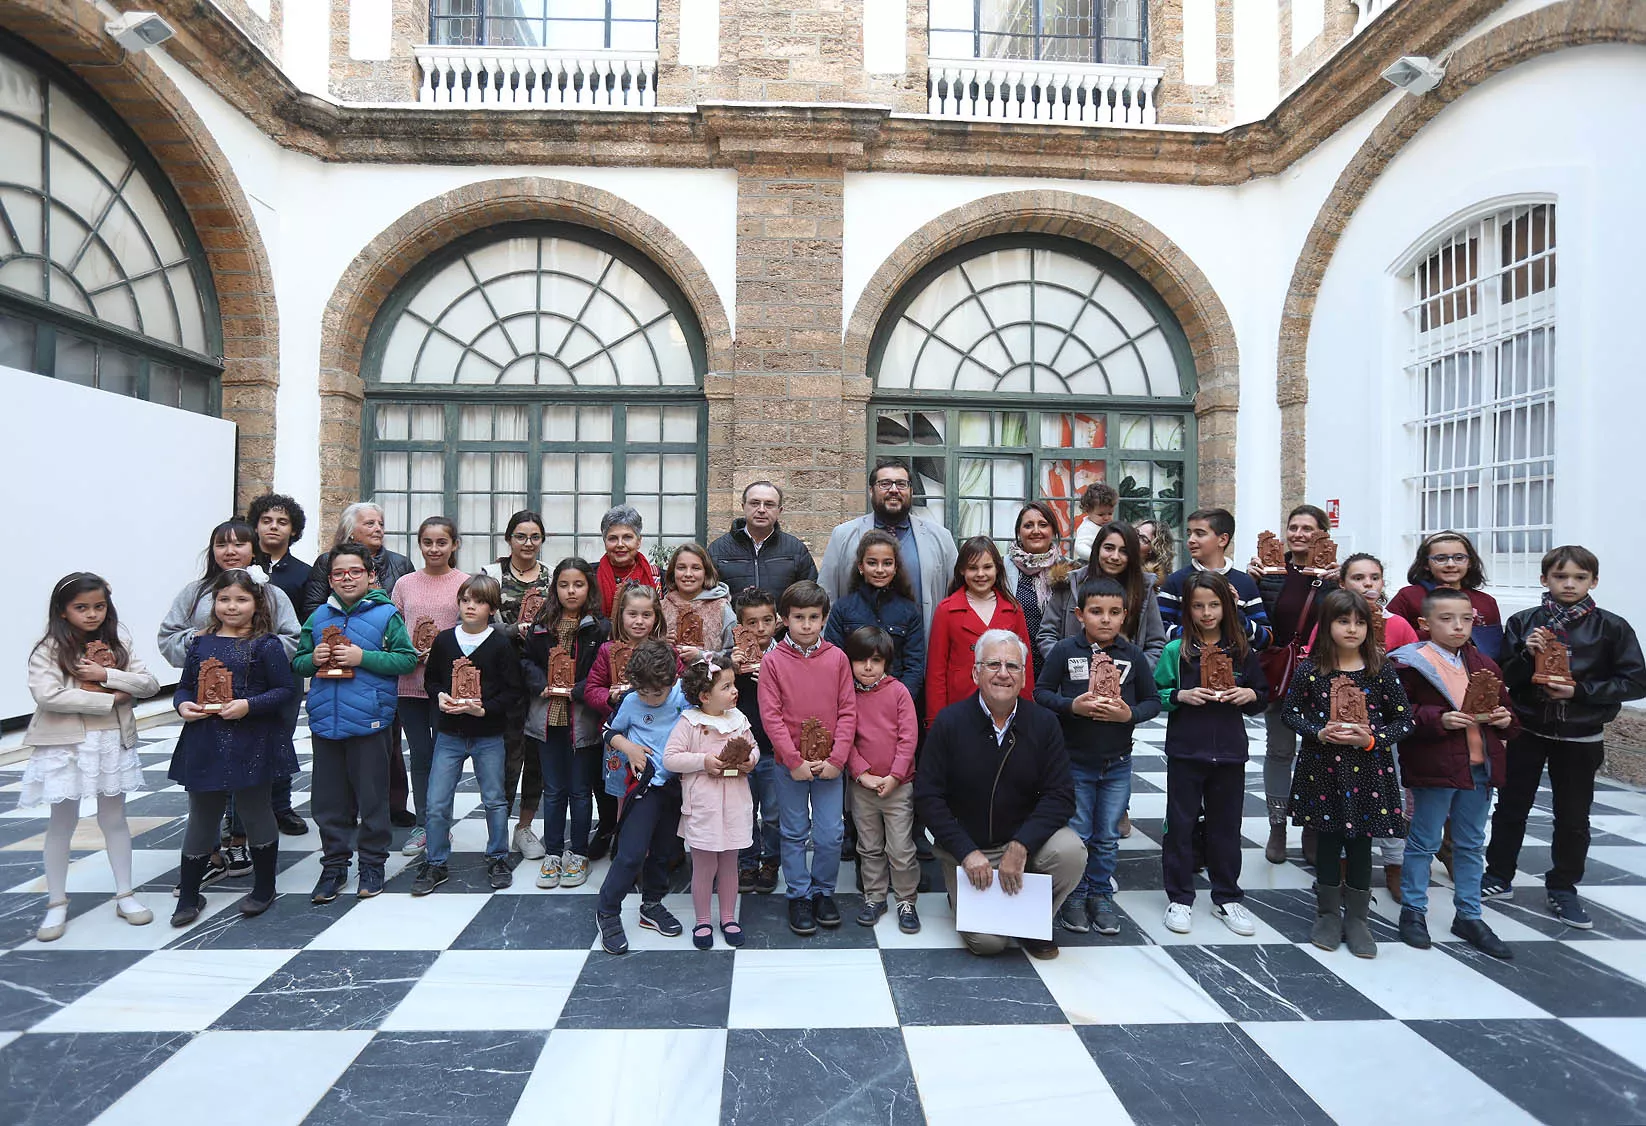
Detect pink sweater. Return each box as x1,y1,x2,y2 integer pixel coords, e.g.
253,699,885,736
662,708,759,851
391,568,470,696
847,677,918,783
759,639,857,770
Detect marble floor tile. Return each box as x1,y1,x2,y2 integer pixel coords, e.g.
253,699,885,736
1122,791,1166,820
1114,890,1294,946
881,948,1064,1025
34,948,297,1033
304,892,489,951
556,950,734,1029
723,1027,922,1125
303,1030,546,1126
1439,938,1646,1017
511,1028,726,1126
383,852,524,894
1564,1017,1646,1072
0,948,149,1031
864,891,968,950
0,1031,194,1126
212,949,438,1030
1297,941,1551,1020
1478,890,1646,940
1079,1023,1332,1125
724,890,878,949
727,949,897,1029
163,891,362,950
4,849,178,895
1569,939,1646,983
87,1030,373,1126
381,950,587,1030
13,892,237,951
1164,942,1391,1021
1366,885,1553,943
1233,849,1320,891
1242,888,1402,944
903,1023,1132,1125
0,891,101,950
449,894,600,950
1029,945,1229,1024
606,893,704,952
1580,884,1646,925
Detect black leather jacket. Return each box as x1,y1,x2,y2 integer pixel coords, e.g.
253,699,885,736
1501,605,1646,739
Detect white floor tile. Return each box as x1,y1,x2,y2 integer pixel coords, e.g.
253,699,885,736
1297,941,1550,1020
89,1030,372,1125
1114,890,1292,945
272,850,416,896
1580,885,1646,925
14,892,237,951
1589,846,1646,879
609,894,701,952
306,893,488,950
0,1032,20,1051
728,949,897,1029
1029,945,1229,1024
1242,1020,1540,1126
869,892,967,950
1122,792,1166,820
35,949,297,1032
1569,940,1646,985
1563,1018,1646,1072
512,1029,726,1126
1366,887,1552,943
1234,848,1318,890
1591,815,1646,845
382,950,588,1030
6,849,177,894
903,1024,1133,1126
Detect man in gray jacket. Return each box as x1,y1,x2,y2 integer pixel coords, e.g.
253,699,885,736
820,458,958,630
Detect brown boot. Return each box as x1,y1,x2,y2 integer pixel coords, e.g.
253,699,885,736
1438,822,1455,881
1265,823,1288,865
1384,864,1403,904
1302,827,1318,867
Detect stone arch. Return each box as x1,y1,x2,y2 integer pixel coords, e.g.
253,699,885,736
1275,0,1646,506
316,176,736,530
844,190,1241,508
2,0,281,509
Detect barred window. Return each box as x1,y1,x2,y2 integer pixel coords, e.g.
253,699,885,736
928,0,1148,66
429,0,658,50
1405,202,1555,588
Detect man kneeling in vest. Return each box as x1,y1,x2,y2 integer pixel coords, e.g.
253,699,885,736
293,540,418,904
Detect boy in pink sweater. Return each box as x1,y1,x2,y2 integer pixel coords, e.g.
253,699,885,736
844,627,921,934
760,581,857,937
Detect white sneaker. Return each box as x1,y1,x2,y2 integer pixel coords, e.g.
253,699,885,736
1164,903,1193,934
401,827,427,857
560,852,589,888
535,854,562,889
1213,901,1258,937
513,825,546,860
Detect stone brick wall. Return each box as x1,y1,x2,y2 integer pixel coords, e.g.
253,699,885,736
213,0,283,62
1279,0,1359,95
329,0,424,102
1154,0,1236,128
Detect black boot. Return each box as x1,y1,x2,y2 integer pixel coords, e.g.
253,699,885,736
172,853,211,927
241,843,278,917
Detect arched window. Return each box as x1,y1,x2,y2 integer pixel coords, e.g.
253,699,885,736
362,223,707,560
868,235,1196,546
0,33,221,412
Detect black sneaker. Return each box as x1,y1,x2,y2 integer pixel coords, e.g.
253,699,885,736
311,869,348,905
788,896,817,936
638,900,682,937
1058,896,1091,934
739,866,757,894
199,851,231,889
1089,893,1122,936
276,811,309,836
486,857,514,890
1398,907,1430,949
857,900,888,927
813,893,841,928
1451,916,1513,959
356,867,385,899
896,899,921,934
1548,889,1594,930
224,843,253,878
411,863,448,897
597,912,629,954
754,859,780,894
1480,874,1515,900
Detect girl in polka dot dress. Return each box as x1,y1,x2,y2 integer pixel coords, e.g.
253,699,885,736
1284,587,1414,959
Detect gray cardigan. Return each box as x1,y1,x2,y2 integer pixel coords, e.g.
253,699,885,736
158,578,300,670
1034,570,1166,673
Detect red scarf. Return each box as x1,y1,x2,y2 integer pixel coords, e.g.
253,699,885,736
596,553,658,618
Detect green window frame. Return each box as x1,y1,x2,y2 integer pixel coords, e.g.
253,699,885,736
360,222,709,562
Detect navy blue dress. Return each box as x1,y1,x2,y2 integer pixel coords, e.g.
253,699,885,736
170,634,298,791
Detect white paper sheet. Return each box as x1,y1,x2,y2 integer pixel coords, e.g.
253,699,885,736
952,869,1053,941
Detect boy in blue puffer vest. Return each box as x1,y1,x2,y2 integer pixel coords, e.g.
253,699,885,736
293,541,417,904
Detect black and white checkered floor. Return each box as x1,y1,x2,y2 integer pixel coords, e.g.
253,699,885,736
7,718,1646,1125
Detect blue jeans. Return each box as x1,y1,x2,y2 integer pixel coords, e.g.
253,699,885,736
1069,755,1132,898
1402,764,1492,919
739,753,781,869
425,732,508,867
775,768,844,900
537,727,597,857
398,696,437,828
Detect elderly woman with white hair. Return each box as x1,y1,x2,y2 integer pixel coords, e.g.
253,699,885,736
298,502,416,621
593,503,659,619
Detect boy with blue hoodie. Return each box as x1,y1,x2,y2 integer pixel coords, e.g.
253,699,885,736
292,541,418,904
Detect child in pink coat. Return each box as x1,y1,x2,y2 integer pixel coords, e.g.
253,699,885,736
662,653,758,950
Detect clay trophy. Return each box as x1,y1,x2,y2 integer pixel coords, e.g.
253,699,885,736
1200,647,1237,698
452,657,483,704
1255,531,1288,576
1328,675,1370,729
412,616,439,655
547,649,576,697
198,657,235,713
674,605,705,650
1089,649,1123,701
608,642,635,694
1460,669,1505,722
516,587,547,629
799,717,833,763
79,640,117,692
1531,630,1574,688
316,625,355,679
1306,531,1339,575
733,624,764,671
719,735,754,778
1367,611,1386,654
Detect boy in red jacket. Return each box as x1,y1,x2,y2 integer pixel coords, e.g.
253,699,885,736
1389,587,1520,959
760,581,857,937
844,627,921,934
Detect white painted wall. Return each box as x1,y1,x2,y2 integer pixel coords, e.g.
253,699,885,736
0,367,237,720
1183,0,1219,87
1233,0,1281,124
280,0,330,96
863,0,909,75
677,0,721,68
1292,0,1326,54
348,0,394,61
1305,45,1646,630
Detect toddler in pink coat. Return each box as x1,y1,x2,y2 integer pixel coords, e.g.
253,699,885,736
662,653,758,949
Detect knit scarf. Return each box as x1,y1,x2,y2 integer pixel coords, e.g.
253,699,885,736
596,554,658,618
1008,543,1062,651
1541,591,1596,638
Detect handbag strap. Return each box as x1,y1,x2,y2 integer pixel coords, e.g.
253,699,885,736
1289,580,1323,649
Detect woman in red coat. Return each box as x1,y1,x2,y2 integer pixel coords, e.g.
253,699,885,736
926,536,1035,725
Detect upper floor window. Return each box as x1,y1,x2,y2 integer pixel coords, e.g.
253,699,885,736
928,0,1148,66
1404,202,1555,589
430,0,659,50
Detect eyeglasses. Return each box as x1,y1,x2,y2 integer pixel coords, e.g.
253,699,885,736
1428,553,1469,564
873,480,911,492
330,567,368,579
976,660,1025,674
511,533,544,544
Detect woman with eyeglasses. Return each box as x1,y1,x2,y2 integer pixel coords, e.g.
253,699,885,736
480,510,557,861
1387,531,1503,661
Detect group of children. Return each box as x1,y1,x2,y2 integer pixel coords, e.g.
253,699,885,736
19,484,1646,963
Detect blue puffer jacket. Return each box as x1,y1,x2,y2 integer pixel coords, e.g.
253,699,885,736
300,593,409,739
824,585,927,700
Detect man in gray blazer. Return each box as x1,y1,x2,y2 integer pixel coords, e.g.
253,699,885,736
819,458,958,629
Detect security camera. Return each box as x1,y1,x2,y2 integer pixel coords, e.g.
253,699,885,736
105,12,176,52
1380,55,1445,96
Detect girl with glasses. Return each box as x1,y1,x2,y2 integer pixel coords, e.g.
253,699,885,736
1387,530,1503,661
